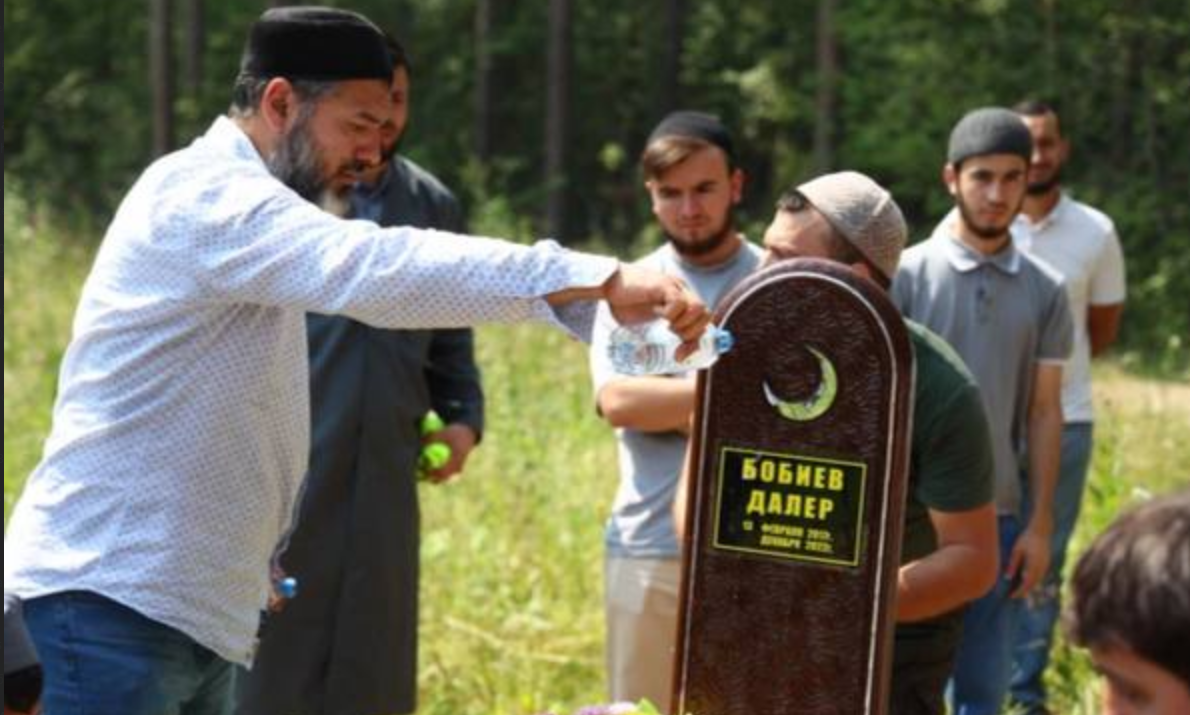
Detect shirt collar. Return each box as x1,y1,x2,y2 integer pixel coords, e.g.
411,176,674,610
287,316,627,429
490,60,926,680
667,234,751,274
933,214,1022,275
1014,191,1071,234
207,116,269,167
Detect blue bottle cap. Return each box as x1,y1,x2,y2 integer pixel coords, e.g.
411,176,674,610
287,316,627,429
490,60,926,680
714,328,734,355
277,576,299,600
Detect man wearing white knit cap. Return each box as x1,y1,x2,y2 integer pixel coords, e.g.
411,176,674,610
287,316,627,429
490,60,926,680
679,171,999,715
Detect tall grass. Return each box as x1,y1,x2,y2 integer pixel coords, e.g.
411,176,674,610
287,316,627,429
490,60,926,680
3,189,1187,714
3,182,94,514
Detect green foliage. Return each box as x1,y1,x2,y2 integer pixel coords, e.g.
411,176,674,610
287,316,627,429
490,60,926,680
5,0,1186,367
2,178,94,514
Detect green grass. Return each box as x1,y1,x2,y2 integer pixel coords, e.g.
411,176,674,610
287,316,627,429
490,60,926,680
4,193,1187,714
3,187,95,515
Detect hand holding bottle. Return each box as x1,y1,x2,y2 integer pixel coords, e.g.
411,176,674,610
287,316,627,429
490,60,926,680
608,320,733,376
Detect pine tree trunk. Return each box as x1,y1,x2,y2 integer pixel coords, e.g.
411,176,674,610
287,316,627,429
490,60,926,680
474,0,494,161
812,0,837,174
658,0,686,117
544,0,572,239
150,0,175,157
184,0,204,99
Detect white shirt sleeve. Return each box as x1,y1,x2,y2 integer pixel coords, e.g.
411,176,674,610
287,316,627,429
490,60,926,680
1089,224,1126,306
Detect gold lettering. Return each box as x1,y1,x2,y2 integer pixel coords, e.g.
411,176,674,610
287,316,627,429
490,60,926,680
784,493,801,517
805,540,832,553
796,463,813,487
806,495,821,519
742,457,758,481
760,459,776,483
768,491,784,514
746,490,767,516
829,468,845,491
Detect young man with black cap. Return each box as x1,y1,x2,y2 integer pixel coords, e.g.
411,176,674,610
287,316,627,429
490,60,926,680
1,8,708,714
589,110,762,711
234,34,485,715
892,107,1074,715
676,171,999,715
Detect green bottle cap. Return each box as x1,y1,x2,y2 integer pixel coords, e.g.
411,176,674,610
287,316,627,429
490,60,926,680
419,442,452,475
420,410,446,435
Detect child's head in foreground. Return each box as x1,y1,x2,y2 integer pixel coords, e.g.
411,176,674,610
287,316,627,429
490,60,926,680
1066,490,1190,715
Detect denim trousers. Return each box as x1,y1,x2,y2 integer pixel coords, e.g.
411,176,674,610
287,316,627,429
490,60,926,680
22,591,235,715
1010,422,1095,715
949,514,1023,715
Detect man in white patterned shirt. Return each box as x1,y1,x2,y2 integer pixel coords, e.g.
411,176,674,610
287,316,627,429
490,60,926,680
1,8,707,715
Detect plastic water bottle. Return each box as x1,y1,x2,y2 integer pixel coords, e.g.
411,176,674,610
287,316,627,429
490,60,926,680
608,321,734,375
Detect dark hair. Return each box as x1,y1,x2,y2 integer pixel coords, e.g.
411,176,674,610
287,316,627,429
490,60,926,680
384,33,410,76
641,135,734,181
4,664,43,713
1066,490,1190,687
774,187,889,289
228,76,337,118
1013,99,1058,118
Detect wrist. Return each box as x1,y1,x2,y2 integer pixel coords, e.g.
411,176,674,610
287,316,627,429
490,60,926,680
1028,511,1054,536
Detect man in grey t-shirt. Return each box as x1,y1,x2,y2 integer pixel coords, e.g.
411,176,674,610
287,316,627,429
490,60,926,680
589,112,761,712
892,107,1073,715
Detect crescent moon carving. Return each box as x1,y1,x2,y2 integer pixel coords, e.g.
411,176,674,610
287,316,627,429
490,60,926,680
763,346,838,422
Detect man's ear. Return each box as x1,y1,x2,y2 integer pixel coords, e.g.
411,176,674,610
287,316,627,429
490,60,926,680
730,167,746,205
942,163,958,196
644,179,663,213
851,261,875,283
259,78,299,132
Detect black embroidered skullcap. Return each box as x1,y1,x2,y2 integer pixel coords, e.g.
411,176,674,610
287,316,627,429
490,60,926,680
646,110,735,162
240,6,393,81
947,107,1033,166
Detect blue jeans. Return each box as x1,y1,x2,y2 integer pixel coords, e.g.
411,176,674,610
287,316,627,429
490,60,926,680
1010,423,1094,715
22,591,234,715
949,515,1023,715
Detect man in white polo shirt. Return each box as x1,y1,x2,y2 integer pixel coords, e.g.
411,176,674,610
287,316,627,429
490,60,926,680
1008,99,1127,715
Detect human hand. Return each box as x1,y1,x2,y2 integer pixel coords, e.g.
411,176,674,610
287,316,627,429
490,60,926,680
422,423,478,484
1006,523,1052,599
603,265,710,359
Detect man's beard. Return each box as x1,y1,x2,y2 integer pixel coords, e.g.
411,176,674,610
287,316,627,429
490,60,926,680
1027,164,1063,196
665,209,737,260
955,191,1021,241
267,111,355,218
